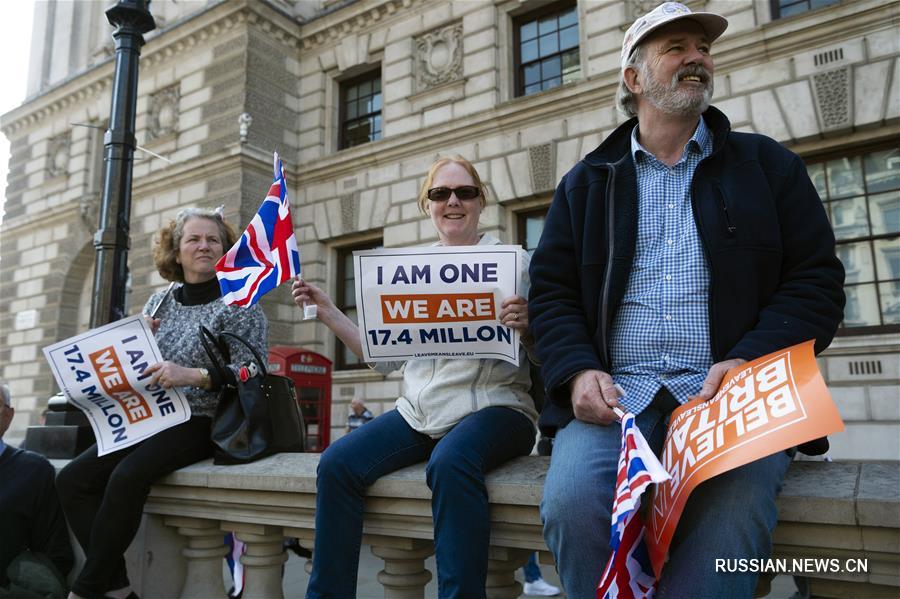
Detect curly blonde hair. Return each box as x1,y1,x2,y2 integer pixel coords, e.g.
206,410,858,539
416,156,489,215
153,207,238,282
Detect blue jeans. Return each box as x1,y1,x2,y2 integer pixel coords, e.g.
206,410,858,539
522,552,542,583
307,407,535,599
541,390,793,599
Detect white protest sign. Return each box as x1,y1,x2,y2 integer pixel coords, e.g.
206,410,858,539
354,245,523,365
43,315,191,455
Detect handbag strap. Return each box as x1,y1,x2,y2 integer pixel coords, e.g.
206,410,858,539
219,331,268,377
198,325,230,381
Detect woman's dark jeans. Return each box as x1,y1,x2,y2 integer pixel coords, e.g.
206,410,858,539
306,407,536,599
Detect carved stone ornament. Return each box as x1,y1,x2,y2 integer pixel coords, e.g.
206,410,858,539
79,192,101,233
529,143,556,193
812,67,851,131
46,132,70,178
340,192,359,234
628,0,660,22
415,22,463,91
238,112,253,144
148,84,180,140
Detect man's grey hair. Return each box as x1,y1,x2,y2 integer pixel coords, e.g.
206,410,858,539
0,383,10,408
616,45,646,118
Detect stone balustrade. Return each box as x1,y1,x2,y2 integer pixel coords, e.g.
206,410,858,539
129,455,898,598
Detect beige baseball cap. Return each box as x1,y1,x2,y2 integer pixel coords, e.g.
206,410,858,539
621,2,728,71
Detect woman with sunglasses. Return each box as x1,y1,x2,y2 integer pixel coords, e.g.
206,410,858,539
292,156,538,598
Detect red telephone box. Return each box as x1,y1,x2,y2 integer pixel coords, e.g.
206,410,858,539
269,347,332,452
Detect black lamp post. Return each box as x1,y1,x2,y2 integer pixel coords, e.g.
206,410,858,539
26,1,156,458
90,0,156,327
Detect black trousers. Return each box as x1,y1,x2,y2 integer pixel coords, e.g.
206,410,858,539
57,416,212,598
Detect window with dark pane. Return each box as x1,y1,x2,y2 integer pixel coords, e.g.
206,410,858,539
340,70,382,150
770,0,839,19
806,145,900,332
517,208,549,256
336,240,383,369
515,1,579,97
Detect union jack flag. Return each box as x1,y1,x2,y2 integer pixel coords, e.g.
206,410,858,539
597,412,670,599
216,152,302,306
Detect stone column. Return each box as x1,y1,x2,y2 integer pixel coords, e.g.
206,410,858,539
284,528,316,575
164,516,226,599
370,538,435,599
227,523,287,599
485,546,531,599
300,538,314,574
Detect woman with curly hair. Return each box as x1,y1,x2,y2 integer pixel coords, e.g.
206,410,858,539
57,207,267,599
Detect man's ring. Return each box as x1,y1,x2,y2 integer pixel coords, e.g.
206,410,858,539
513,313,519,320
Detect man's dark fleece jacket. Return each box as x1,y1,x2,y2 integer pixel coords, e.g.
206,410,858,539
528,106,845,435
0,445,73,585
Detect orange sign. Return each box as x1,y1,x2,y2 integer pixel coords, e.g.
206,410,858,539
646,340,844,577
89,346,153,424
380,293,496,323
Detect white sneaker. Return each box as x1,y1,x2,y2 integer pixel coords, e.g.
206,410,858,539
523,578,561,596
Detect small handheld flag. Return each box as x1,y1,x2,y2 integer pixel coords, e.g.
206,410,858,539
597,411,669,599
216,152,302,307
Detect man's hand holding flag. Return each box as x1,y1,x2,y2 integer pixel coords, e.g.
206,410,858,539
597,406,670,599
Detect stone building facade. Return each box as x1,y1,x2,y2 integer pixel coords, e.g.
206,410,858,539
1,0,898,459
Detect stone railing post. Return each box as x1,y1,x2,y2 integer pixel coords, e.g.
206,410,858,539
485,546,531,599
226,522,287,599
370,537,435,599
163,516,226,599
300,539,314,575
284,528,315,575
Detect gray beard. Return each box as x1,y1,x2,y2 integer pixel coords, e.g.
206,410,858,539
642,68,713,117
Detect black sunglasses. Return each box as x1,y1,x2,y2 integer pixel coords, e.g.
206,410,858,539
427,186,481,202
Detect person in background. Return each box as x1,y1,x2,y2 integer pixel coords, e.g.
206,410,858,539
0,383,73,599
521,552,560,596
345,398,374,433
56,207,268,599
529,3,844,597
293,155,538,598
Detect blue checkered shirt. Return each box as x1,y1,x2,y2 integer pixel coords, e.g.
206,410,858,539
609,117,714,414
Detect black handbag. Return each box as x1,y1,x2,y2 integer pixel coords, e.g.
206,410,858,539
200,326,306,464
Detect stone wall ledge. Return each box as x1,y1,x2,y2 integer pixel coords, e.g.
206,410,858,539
131,455,900,598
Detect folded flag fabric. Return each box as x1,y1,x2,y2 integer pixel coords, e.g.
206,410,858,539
597,412,670,599
216,152,301,306
224,532,245,596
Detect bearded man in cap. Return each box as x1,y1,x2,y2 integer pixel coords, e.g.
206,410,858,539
528,3,844,597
